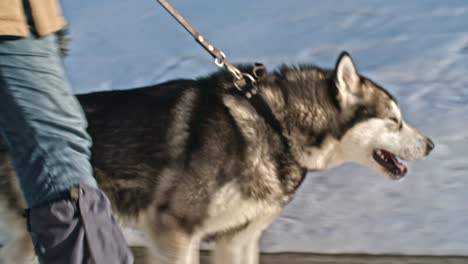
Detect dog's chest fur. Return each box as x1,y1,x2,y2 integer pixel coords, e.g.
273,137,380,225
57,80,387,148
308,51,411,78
200,182,283,238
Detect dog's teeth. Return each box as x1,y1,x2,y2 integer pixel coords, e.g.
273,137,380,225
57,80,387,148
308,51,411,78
378,151,385,160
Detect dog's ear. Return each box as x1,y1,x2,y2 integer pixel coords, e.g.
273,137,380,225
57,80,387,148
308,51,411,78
335,51,360,95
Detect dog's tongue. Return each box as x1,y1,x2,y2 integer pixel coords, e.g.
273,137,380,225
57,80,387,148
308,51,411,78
389,153,408,174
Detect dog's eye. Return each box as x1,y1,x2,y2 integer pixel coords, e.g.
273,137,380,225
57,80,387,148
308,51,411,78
389,117,399,123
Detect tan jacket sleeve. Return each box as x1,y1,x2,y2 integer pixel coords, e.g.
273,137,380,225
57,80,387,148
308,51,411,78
0,0,29,36
0,0,66,37
29,0,67,36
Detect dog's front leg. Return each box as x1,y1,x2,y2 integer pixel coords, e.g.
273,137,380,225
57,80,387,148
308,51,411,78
243,237,261,264
145,225,200,264
213,231,261,264
214,239,259,264
186,234,202,264
213,212,280,264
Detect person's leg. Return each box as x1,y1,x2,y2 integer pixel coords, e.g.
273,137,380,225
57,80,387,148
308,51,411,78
0,31,133,264
0,34,97,207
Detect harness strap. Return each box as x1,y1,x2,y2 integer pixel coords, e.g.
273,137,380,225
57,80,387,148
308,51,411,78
230,66,290,153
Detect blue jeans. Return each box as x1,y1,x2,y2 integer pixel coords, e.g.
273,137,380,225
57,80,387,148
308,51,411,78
0,29,133,264
0,34,97,207
0,2,134,262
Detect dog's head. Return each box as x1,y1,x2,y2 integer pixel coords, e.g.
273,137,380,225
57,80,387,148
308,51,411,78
280,52,434,180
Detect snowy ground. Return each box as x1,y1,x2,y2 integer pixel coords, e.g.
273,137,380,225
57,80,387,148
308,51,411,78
54,0,468,256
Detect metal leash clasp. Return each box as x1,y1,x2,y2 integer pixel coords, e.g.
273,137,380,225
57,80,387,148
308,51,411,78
233,63,266,99
214,53,259,98
215,53,241,80
234,73,258,99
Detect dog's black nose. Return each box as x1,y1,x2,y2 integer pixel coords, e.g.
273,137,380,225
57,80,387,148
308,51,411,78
426,138,435,154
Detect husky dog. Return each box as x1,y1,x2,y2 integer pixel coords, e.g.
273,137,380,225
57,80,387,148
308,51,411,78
0,52,434,264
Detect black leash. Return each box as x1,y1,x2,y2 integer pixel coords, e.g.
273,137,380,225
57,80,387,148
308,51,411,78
156,0,261,98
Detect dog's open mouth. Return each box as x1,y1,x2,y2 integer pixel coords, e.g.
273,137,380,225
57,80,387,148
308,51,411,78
373,149,407,180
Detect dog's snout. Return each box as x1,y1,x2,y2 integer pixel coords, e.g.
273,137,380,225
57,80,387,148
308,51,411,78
425,137,435,154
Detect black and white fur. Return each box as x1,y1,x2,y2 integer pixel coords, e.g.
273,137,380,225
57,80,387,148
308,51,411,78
0,52,434,264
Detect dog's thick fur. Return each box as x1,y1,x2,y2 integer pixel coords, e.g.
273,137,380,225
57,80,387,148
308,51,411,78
0,52,433,264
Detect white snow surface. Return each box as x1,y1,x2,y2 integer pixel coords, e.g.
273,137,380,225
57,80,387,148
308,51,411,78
54,0,468,255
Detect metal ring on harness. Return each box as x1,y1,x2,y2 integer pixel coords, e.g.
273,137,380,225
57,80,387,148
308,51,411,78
234,73,258,98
